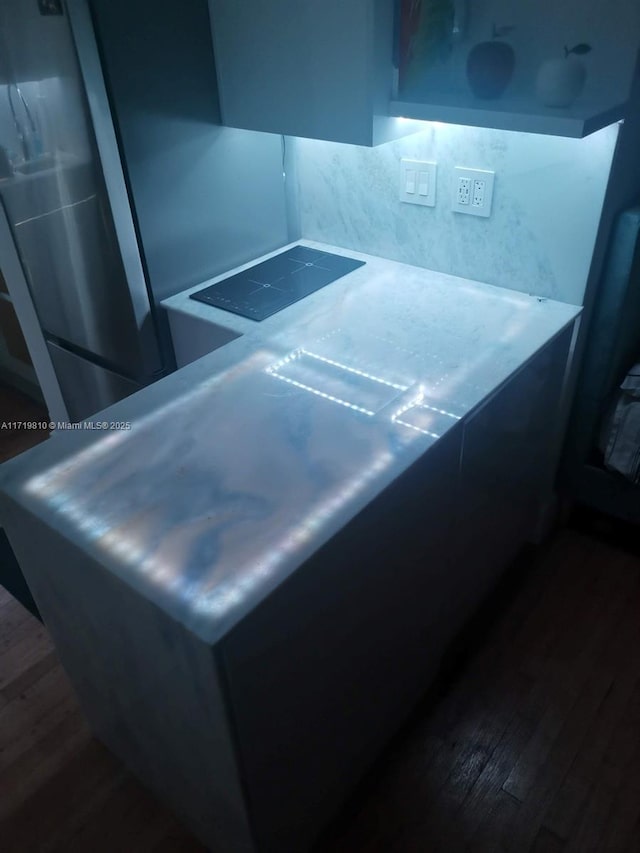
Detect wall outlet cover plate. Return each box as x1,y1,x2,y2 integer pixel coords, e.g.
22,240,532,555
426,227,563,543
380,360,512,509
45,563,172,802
452,167,495,217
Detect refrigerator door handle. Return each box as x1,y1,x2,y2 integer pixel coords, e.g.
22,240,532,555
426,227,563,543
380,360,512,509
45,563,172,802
65,0,163,377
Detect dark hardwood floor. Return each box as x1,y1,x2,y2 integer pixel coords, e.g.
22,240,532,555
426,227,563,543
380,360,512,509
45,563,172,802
0,382,50,465
0,582,204,852
0,519,639,850
317,528,640,853
0,382,51,616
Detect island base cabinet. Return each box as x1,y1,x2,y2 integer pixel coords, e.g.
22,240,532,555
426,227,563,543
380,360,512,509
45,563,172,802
0,319,577,853
219,426,462,853
446,327,573,634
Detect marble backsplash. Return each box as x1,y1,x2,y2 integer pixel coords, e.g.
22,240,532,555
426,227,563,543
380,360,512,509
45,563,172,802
290,121,620,305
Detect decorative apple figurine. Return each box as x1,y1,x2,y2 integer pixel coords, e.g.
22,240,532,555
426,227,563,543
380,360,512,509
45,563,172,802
536,44,592,108
467,24,516,99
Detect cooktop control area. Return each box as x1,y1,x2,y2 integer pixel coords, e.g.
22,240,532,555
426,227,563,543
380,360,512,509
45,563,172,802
189,246,365,321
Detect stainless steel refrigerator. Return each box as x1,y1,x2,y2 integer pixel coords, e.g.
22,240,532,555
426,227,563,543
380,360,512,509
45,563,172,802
0,0,290,423
0,0,164,422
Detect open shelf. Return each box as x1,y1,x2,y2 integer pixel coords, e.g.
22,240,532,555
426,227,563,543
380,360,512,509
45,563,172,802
389,93,627,138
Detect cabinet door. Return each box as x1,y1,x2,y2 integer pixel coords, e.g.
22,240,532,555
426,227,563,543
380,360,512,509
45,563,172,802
450,327,573,631
208,0,415,146
220,425,462,853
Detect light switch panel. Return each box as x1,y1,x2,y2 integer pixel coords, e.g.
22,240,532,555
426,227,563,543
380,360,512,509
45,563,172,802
400,159,436,207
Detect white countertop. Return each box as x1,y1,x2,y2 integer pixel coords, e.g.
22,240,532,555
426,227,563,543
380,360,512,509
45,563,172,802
0,241,580,643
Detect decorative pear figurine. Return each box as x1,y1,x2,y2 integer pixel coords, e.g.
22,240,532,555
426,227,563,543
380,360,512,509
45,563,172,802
536,44,592,108
467,24,516,99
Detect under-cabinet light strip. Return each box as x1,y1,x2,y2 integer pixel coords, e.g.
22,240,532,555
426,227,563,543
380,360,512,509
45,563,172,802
415,402,461,420
300,350,409,390
267,371,376,416
390,391,442,439
392,418,440,440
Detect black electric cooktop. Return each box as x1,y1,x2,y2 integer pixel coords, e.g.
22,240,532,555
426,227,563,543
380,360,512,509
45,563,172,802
189,246,365,321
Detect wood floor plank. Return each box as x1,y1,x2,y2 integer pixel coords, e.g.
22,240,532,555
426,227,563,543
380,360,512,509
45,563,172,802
593,730,640,853
560,679,640,853
1,739,126,853
531,827,566,853
512,533,598,679
371,665,531,852
0,619,54,692
498,559,638,852
542,577,640,839
442,710,537,852
470,787,522,852
0,584,15,608
320,733,445,853
63,774,198,853
0,594,33,643
564,782,615,853
151,829,207,853
408,671,535,852
0,586,58,705
502,542,636,805
0,703,91,820
0,665,78,772
0,649,59,704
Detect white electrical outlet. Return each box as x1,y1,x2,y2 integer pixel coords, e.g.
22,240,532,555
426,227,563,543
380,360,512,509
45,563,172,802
457,177,471,206
472,179,485,207
400,159,437,207
452,167,495,217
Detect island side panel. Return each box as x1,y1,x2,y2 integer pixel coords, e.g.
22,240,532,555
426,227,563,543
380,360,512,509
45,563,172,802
219,425,463,853
0,503,255,853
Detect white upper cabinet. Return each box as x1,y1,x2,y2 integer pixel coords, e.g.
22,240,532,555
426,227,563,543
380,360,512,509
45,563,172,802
209,0,639,143
208,0,418,146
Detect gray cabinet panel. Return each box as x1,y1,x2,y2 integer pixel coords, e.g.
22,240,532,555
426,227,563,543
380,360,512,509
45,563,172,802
221,426,462,852
450,328,573,630
208,0,418,146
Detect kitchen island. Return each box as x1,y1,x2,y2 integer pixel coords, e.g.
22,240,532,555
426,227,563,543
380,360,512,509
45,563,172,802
0,243,580,852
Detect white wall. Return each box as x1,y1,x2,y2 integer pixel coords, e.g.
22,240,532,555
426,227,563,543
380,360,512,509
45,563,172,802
291,121,620,305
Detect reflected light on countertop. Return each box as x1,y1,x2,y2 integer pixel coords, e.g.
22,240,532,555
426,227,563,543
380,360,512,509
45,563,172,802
21,343,425,630
190,446,395,620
